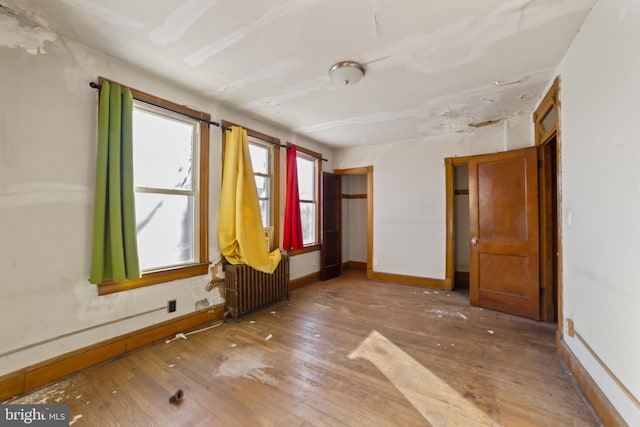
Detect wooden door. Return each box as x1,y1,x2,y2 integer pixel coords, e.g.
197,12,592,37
320,172,341,280
469,147,540,320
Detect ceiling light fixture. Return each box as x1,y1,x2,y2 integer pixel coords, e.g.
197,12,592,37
329,61,365,86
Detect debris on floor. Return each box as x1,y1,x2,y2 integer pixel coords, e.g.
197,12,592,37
265,334,273,341
169,389,184,404
9,379,73,404
69,414,83,425
487,330,495,334
165,332,187,344
165,321,224,345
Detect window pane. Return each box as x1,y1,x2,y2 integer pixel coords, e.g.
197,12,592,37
540,105,557,133
133,108,195,190
259,199,270,227
255,176,270,199
300,201,316,245
297,156,315,200
135,192,195,270
249,143,269,174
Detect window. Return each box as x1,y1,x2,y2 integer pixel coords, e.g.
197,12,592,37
296,147,321,247
248,139,272,228
132,105,199,270
99,80,210,295
222,122,280,251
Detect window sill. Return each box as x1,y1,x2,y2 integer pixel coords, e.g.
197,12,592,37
288,244,320,256
98,262,210,296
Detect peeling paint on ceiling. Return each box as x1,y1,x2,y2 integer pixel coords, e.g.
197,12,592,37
3,0,596,148
0,6,57,54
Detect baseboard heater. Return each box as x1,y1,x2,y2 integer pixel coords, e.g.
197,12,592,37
224,253,290,321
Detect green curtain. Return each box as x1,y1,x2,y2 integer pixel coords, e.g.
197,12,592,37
89,81,140,284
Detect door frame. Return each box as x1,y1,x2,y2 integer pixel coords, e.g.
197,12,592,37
533,78,562,338
444,79,563,326
334,166,374,279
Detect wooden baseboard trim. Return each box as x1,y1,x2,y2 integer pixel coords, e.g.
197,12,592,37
0,305,225,402
455,271,470,281
291,272,320,290
558,339,626,426
342,261,367,271
370,271,445,289
444,277,454,291
349,261,367,270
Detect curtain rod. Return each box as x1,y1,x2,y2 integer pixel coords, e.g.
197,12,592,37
243,135,328,162
233,128,328,162
90,81,327,162
247,133,288,149
89,82,229,130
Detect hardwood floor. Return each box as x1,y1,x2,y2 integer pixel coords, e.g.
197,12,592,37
8,270,599,426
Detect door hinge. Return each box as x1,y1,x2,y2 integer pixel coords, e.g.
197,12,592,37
540,287,545,296
538,159,543,169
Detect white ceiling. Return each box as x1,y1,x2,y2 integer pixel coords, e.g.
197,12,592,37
4,0,594,148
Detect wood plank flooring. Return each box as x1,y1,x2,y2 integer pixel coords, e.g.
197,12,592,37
8,271,600,426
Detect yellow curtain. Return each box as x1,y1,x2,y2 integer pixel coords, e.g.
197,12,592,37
219,126,281,273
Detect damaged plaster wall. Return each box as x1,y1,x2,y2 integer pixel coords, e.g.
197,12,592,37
0,34,222,375
334,116,531,279
554,0,640,424
0,11,332,375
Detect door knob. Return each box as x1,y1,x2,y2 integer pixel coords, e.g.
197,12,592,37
471,238,478,247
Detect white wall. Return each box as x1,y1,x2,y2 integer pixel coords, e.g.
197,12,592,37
555,0,640,423
0,33,331,374
335,117,531,278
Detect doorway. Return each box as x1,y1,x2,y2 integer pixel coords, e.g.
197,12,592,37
454,165,470,290
534,78,561,323
444,78,562,322
330,166,373,279
341,173,369,273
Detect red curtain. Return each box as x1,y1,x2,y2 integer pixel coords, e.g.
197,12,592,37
283,145,303,250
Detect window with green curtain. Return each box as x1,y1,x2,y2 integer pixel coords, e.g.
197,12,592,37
91,79,211,295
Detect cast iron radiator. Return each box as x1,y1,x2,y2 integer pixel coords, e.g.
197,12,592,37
224,253,290,321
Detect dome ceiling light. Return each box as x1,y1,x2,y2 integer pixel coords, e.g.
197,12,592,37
329,61,365,86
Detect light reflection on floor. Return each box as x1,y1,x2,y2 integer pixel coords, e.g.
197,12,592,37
349,330,501,427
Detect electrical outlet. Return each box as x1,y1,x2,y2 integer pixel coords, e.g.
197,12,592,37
567,319,575,337
168,300,177,313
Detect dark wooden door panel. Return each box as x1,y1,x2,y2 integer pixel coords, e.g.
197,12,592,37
469,146,540,320
321,172,341,280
